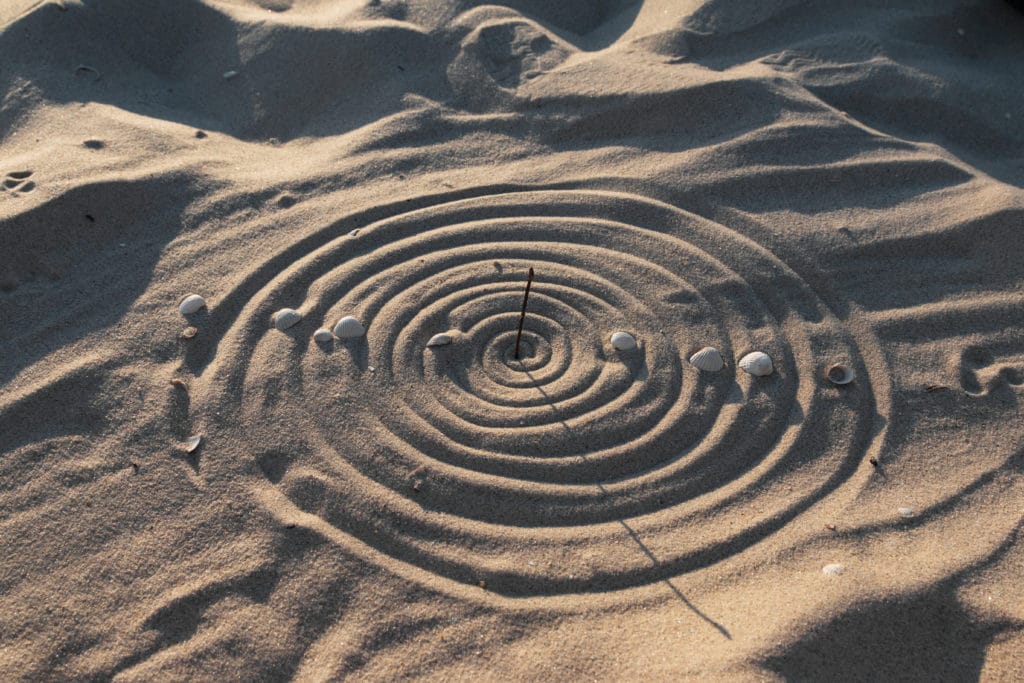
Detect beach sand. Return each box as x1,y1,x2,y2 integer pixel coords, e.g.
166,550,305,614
1,0,1023,680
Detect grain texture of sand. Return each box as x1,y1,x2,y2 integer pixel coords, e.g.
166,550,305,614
1,0,1023,680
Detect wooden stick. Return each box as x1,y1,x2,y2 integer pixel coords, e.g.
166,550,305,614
514,267,534,360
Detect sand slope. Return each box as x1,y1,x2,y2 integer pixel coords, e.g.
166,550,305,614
1,0,1023,680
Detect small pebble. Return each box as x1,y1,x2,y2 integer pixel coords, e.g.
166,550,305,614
333,316,365,339
822,563,845,576
898,507,914,518
610,331,637,351
427,332,452,347
178,294,206,316
313,328,333,343
272,308,302,330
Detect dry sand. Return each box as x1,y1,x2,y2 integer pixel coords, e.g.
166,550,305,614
1,0,1023,680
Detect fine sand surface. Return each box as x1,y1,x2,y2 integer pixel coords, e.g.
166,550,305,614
1,0,1023,680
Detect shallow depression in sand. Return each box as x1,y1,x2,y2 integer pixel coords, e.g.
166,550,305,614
206,189,883,596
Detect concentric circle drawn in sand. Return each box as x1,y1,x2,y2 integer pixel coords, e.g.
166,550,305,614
205,189,886,597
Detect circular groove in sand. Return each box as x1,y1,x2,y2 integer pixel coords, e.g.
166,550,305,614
205,190,882,596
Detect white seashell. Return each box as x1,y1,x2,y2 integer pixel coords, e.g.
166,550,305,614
826,363,855,385
312,328,333,343
610,331,637,351
897,507,914,518
178,294,206,316
333,316,365,339
822,563,845,576
272,308,302,330
184,435,202,454
223,70,239,79
427,333,453,347
689,346,725,372
739,351,773,376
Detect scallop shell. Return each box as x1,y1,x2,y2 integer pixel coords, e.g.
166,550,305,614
184,435,202,454
333,316,365,339
738,351,774,376
826,363,855,385
272,308,302,330
610,331,637,351
312,328,334,343
689,346,725,372
427,332,453,347
178,294,206,315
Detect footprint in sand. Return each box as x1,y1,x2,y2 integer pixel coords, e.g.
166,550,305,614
2,170,35,195
958,346,1024,396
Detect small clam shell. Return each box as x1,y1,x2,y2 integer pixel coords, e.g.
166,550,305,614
822,563,845,576
272,308,302,330
610,331,637,351
178,294,206,315
427,332,453,347
738,351,773,376
826,363,855,385
181,326,198,339
333,316,365,339
897,507,914,518
312,328,334,343
689,346,725,372
184,435,202,453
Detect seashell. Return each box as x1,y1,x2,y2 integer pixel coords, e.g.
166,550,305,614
272,308,302,330
427,332,453,347
610,331,637,351
826,363,855,385
897,507,914,518
738,351,774,376
689,346,725,372
183,435,202,454
178,294,206,315
312,328,333,343
822,563,845,576
333,316,365,339
223,70,239,79
181,326,198,339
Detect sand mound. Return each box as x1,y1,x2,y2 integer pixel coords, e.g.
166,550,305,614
1,0,1022,680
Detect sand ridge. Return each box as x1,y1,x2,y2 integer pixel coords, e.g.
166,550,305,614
1,0,1023,680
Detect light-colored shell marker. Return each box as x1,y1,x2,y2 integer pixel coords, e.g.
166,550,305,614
898,507,914,518
333,316,365,339
427,333,453,347
738,351,774,376
223,70,239,79
826,363,855,385
822,563,845,576
313,328,333,343
184,435,202,454
178,294,206,316
689,346,725,372
272,308,302,330
610,331,637,351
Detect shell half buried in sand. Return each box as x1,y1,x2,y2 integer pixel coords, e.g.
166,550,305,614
426,332,453,347
272,308,302,330
689,346,725,372
610,331,637,351
178,294,206,316
826,363,855,385
738,351,774,376
333,316,365,339
183,435,202,454
312,328,334,343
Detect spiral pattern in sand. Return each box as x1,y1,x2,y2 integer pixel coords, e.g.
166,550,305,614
204,189,884,597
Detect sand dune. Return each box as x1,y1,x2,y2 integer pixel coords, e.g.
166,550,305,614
1,0,1022,680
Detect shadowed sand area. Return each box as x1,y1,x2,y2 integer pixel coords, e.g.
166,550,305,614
1,0,1022,680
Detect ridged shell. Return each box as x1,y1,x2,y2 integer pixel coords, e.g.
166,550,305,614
333,316,365,339
825,363,855,385
178,294,206,315
822,563,845,576
689,346,725,372
427,332,453,347
312,328,333,343
272,308,302,330
738,351,773,376
610,331,637,351
184,435,202,454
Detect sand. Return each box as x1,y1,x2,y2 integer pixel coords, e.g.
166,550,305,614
1,0,1023,680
